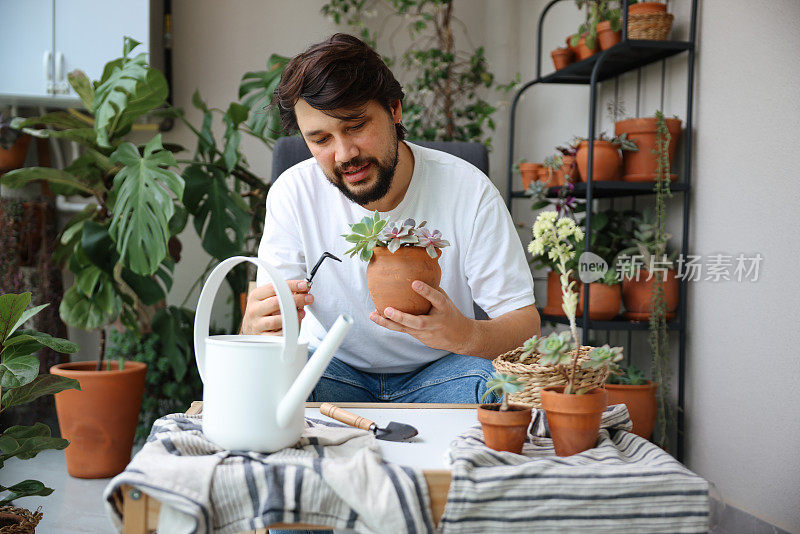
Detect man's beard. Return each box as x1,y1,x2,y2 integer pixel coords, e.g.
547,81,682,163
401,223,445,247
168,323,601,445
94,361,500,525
326,138,399,205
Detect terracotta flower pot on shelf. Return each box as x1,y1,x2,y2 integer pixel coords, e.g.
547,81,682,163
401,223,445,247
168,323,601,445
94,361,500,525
551,47,574,70
537,167,564,187
477,404,532,454
605,381,657,439
621,268,679,321
629,1,667,14
560,154,579,183
573,34,597,61
575,140,621,181
519,162,542,190
614,117,682,182
596,20,622,50
367,246,442,316
0,134,31,171
584,282,622,320
50,360,147,478
541,385,608,456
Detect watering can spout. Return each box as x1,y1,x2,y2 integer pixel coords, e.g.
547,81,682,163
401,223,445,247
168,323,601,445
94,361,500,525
276,314,354,428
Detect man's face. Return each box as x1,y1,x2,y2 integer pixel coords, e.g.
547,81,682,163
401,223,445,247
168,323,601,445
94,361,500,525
295,99,401,205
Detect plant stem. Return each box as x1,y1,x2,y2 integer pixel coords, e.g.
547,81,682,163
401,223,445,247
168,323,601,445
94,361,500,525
96,328,106,371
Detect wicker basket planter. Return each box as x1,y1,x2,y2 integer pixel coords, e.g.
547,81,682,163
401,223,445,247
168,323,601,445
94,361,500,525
0,506,42,534
628,12,674,40
493,345,609,408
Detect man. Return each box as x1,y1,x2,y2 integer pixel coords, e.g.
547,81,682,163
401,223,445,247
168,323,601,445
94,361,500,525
242,33,539,403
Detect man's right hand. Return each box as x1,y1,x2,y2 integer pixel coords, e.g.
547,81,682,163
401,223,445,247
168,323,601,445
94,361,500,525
241,280,313,335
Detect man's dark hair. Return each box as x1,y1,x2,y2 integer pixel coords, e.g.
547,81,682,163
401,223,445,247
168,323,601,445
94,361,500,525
274,33,406,140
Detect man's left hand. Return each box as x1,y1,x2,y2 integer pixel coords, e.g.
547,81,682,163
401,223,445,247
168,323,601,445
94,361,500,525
368,280,474,353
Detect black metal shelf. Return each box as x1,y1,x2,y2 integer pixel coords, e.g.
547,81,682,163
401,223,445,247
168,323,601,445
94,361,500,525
537,40,693,85
511,181,690,199
538,309,682,331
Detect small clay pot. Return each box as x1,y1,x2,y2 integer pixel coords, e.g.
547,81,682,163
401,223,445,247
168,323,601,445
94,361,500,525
576,140,622,181
629,1,667,14
519,162,542,190
615,117,682,182
0,134,31,171
541,385,608,456
621,268,679,321
560,154,579,182
366,246,442,316
477,403,532,454
551,47,574,70
596,20,621,50
573,34,597,61
605,381,657,439
584,282,622,320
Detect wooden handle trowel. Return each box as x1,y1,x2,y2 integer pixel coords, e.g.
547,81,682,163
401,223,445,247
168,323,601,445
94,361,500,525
320,403,418,442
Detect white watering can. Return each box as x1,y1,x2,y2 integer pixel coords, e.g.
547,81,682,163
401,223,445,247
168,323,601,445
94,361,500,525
193,256,353,452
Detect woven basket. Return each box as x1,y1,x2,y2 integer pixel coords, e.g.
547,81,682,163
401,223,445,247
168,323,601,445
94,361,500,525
628,12,674,40
492,345,608,408
0,506,42,534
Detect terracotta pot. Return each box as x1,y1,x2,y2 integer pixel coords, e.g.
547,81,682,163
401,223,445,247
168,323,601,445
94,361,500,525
621,268,679,321
597,20,621,50
367,246,442,316
629,1,667,14
573,34,597,61
550,47,574,70
0,134,31,171
576,140,621,181
560,154,579,182
584,282,621,320
477,404,532,454
605,381,657,439
519,162,541,190
541,385,608,456
614,117,682,182
51,360,147,478
566,35,579,57
537,167,563,187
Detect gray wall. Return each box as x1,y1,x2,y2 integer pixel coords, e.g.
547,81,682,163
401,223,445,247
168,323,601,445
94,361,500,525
149,1,800,530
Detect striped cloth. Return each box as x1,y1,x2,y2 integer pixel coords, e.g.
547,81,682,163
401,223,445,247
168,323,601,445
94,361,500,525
104,414,434,534
441,404,709,533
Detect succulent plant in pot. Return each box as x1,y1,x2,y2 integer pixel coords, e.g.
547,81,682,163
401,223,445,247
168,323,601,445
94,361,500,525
343,211,450,316
0,113,31,172
477,372,531,454
575,131,637,181
605,363,658,439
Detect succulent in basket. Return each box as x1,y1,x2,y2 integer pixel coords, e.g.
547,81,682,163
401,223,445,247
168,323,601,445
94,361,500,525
343,212,450,316
477,371,532,454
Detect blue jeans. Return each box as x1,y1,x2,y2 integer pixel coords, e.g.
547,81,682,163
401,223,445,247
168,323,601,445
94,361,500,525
308,352,501,404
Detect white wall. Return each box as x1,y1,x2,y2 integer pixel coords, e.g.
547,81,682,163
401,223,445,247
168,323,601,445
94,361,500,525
160,1,799,529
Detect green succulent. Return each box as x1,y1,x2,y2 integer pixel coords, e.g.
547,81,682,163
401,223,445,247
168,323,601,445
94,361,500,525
342,211,389,262
482,372,525,411
606,363,647,386
519,335,540,362
583,344,624,372
536,331,577,366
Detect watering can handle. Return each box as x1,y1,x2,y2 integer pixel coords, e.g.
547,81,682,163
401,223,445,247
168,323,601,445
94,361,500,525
193,256,299,383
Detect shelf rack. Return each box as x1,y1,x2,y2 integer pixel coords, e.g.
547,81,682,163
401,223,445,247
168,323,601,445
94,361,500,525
505,0,697,460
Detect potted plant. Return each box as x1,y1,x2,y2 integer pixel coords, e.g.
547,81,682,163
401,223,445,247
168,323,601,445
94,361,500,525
556,142,580,183
550,47,574,71
477,372,531,453
0,292,81,529
526,212,623,455
615,111,681,182
0,113,31,172
343,212,450,316
575,132,637,181
605,364,657,439
515,159,541,190
541,154,565,187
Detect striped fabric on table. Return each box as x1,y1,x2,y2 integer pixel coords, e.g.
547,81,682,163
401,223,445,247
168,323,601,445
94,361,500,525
441,404,709,533
104,415,434,534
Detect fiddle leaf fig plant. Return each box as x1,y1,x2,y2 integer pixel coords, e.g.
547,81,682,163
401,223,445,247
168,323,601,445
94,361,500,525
0,293,81,506
481,372,525,411
343,212,450,261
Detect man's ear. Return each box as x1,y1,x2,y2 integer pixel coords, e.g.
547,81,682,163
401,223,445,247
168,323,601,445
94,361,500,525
390,100,403,123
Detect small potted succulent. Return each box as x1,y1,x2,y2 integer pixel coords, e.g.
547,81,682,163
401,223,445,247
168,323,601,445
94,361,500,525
515,158,541,191
541,154,565,187
477,372,530,454
556,142,580,183
605,364,658,439
343,211,450,316
575,131,637,181
0,292,81,530
526,212,623,456
0,113,31,172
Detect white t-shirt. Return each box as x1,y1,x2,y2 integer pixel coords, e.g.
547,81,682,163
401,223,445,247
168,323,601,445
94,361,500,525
257,142,535,373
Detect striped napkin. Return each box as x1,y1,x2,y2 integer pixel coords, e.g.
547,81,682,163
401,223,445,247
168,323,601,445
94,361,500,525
441,404,709,533
104,414,434,533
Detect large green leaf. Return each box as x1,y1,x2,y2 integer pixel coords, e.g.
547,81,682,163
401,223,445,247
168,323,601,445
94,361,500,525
62,152,106,194
0,480,54,506
6,304,47,340
0,293,30,344
0,423,68,462
183,164,249,260
222,102,248,172
1,167,96,196
92,37,149,147
112,68,168,137
1,374,80,410
80,220,118,273
239,54,289,142
12,112,87,130
108,135,184,275
68,69,95,109
16,125,98,147
120,260,173,306
0,352,38,389
59,284,119,330
151,306,191,381
5,330,79,355
191,90,216,159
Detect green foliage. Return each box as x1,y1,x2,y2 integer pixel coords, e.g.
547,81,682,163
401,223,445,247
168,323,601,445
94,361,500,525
342,212,450,261
0,293,81,506
606,363,647,385
342,211,389,261
321,0,518,147
481,372,524,411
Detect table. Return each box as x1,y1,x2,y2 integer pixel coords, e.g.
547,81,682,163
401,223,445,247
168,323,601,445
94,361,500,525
119,401,478,533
